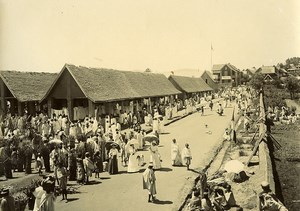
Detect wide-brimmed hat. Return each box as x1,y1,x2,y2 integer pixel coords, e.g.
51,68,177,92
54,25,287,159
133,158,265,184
148,162,154,167
261,181,270,188
0,188,9,195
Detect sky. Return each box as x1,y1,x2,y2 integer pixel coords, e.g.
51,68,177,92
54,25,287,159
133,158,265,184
0,0,299,76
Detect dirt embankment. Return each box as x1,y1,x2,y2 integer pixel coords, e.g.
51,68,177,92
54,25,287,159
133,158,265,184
271,122,300,211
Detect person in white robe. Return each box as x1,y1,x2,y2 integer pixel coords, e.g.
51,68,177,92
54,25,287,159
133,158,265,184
33,183,46,211
136,131,144,150
127,144,139,173
143,163,157,202
149,141,161,170
171,139,182,166
182,143,192,170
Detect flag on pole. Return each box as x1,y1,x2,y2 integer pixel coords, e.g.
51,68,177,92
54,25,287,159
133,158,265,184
231,107,237,143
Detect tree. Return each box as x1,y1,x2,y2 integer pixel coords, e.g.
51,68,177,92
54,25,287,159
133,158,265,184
285,57,300,66
284,75,300,99
145,68,151,73
249,73,265,90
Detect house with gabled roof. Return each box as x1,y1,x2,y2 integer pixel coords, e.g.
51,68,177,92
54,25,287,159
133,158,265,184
168,75,213,100
41,64,181,121
0,71,57,116
211,63,242,88
256,66,278,81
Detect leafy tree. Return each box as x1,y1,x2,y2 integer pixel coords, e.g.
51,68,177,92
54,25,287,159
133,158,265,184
241,73,250,84
286,57,300,67
145,68,151,73
284,75,300,99
249,73,265,90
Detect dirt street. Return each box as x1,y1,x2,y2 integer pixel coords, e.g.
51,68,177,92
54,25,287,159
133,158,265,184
55,104,235,211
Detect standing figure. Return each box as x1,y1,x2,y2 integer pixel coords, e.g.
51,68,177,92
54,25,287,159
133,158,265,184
171,139,182,166
36,153,44,175
127,144,139,173
83,152,94,184
76,154,85,184
93,151,103,178
40,140,50,173
68,149,77,181
11,148,18,172
107,145,119,175
149,141,161,170
24,143,33,175
209,101,213,111
33,181,46,211
142,163,157,203
39,177,56,211
182,143,192,170
56,162,68,201
217,103,224,116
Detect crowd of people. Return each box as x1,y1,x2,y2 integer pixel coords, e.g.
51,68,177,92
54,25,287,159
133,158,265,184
1,85,274,211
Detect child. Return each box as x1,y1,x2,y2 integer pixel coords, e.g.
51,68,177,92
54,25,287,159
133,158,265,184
83,152,94,184
93,151,103,178
224,184,237,208
57,162,68,201
36,153,44,175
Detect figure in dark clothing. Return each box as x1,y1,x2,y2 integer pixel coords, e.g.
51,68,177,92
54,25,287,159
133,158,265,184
24,145,33,174
40,143,51,172
68,149,77,181
17,147,25,172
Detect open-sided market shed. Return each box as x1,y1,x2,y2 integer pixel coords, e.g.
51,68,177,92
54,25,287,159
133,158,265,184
168,75,213,101
41,64,181,121
0,71,58,116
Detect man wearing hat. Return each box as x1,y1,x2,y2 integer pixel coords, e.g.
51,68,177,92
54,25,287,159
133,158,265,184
142,163,157,202
258,181,287,211
0,188,15,211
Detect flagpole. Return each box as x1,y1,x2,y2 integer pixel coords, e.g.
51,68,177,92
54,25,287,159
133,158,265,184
211,43,213,70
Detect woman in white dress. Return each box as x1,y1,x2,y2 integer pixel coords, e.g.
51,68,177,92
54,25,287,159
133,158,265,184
127,144,139,173
136,131,144,150
171,139,182,166
182,143,192,170
149,141,161,170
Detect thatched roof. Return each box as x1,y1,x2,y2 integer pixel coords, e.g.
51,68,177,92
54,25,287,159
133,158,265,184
168,75,213,93
44,64,181,103
0,71,58,102
202,70,216,81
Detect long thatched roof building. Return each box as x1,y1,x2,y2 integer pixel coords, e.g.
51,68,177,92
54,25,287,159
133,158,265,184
168,75,213,94
42,64,181,120
0,70,58,115
43,64,180,103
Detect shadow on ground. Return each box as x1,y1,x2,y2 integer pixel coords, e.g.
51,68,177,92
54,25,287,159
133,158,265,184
153,199,173,205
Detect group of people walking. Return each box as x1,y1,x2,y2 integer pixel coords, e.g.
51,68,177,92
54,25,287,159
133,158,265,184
171,139,193,170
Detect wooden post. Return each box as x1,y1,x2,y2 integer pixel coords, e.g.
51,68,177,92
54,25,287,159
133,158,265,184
0,79,6,115
67,98,73,120
88,100,95,118
18,101,23,116
66,71,74,120
47,98,52,118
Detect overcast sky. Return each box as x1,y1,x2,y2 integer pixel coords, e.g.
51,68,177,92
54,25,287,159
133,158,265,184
0,0,299,76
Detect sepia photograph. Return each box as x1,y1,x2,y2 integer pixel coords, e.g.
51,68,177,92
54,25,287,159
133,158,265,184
0,0,299,210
